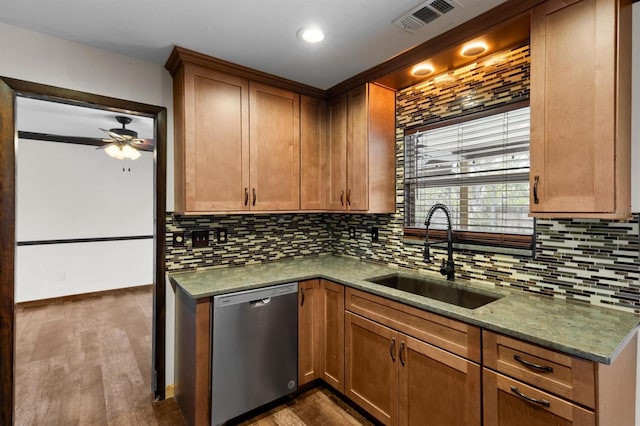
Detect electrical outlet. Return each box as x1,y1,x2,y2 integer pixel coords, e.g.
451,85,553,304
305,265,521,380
216,228,228,244
349,226,356,239
172,232,186,247
371,227,379,242
192,230,209,248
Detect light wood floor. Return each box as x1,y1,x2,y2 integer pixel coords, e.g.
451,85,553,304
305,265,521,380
15,288,372,426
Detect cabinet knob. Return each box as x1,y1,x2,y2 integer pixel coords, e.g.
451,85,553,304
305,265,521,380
399,342,406,366
533,176,540,204
244,188,249,206
252,188,257,206
347,189,351,206
340,190,344,206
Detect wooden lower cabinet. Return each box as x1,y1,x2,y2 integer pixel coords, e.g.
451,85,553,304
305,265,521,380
320,280,345,392
483,369,595,426
298,280,345,390
298,280,322,385
399,335,480,426
345,312,398,425
345,311,481,426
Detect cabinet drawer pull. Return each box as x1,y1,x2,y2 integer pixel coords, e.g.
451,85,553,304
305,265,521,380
300,288,305,306
513,355,554,373
390,338,396,362
510,386,550,408
340,190,344,206
533,175,539,204
399,342,406,366
244,188,249,206
347,189,351,206
252,188,257,206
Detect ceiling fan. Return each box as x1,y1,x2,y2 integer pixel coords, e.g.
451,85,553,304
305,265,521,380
100,115,147,160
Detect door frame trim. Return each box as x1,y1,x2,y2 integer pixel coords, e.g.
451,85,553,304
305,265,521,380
0,76,167,425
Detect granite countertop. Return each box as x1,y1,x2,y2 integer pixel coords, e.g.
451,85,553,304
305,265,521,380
168,255,639,365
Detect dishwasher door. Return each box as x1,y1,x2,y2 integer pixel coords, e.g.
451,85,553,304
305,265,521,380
211,283,298,426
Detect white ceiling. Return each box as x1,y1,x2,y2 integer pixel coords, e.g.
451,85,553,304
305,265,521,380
17,97,155,139
0,0,507,90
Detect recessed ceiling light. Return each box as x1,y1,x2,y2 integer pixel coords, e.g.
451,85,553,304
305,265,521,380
298,27,325,43
411,63,435,77
461,42,488,57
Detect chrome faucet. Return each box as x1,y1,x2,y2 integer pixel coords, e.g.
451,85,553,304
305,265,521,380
423,203,455,281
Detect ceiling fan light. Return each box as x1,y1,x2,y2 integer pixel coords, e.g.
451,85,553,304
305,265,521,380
105,144,124,160
122,144,141,160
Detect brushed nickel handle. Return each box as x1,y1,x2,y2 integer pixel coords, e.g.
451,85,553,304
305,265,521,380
347,189,351,206
300,288,305,306
390,338,396,362
399,342,406,366
513,355,553,373
244,188,249,206
252,188,256,206
510,386,550,408
340,190,344,206
533,176,539,204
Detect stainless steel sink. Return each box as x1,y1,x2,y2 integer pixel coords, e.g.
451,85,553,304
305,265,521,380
365,273,502,309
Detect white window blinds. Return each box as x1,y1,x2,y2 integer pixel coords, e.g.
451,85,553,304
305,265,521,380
404,106,533,239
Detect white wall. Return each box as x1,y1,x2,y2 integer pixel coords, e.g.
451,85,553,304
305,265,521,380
0,22,176,386
15,138,154,302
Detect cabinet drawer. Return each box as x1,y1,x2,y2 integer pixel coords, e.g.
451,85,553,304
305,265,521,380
346,288,481,362
483,331,595,408
483,369,595,426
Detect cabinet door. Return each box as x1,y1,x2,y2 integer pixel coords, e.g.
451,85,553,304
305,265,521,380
398,334,480,426
249,82,300,210
347,85,368,211
530,0,629,217
182,65,249,211
298,280,322,385
483,369,595,426
320,280,344,392
345,312,398,426
300,96,326,210
327,94,348,211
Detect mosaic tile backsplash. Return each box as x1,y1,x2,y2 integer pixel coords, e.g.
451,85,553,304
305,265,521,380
166,43,640,313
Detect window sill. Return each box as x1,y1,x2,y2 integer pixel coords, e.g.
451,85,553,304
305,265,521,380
402,237,534,258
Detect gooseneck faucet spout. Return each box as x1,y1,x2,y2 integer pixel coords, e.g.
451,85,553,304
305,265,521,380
423,203,455,281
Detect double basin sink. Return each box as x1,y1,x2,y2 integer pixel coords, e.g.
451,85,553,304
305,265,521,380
365,273,502,309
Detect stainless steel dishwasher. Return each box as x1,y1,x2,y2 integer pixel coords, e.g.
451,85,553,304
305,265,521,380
211,282,298,426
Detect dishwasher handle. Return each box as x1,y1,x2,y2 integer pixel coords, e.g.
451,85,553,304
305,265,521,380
249,298,271,307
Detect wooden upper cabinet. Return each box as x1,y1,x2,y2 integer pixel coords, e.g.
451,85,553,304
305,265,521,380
249,83,300,211
300,96,326,210
327,94,348,211
347,85,369,211
174,63,249,212
328,83,396,213
529,0,631,218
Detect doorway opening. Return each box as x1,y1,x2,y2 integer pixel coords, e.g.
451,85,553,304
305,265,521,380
0,77,167,425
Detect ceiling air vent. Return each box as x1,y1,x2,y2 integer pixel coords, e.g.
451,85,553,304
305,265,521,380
393,0,460,34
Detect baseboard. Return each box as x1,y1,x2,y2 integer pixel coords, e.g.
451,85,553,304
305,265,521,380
16,284,153,309
166,384,175,398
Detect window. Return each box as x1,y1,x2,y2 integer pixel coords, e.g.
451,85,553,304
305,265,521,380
404,103,533,249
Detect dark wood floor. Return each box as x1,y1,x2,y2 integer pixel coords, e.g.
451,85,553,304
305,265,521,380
15,288,371,426
15,287,185,425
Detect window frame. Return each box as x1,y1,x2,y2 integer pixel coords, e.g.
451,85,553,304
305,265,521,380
402,100,534,251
